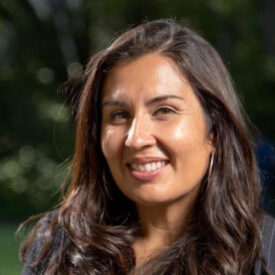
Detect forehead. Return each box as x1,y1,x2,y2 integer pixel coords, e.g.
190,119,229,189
101,54,190,100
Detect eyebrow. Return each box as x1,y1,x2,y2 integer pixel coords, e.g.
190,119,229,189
146,95,184,105
101,95,184,108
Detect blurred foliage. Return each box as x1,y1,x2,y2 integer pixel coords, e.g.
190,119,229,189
0,0,275,221
0,224,23,274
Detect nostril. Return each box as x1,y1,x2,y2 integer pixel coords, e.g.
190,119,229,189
125,134,155,150
124,118,156,150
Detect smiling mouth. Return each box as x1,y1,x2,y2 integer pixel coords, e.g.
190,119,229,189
127,160,169,181
129,161,167,172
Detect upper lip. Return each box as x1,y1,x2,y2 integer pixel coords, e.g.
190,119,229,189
127,156,169,165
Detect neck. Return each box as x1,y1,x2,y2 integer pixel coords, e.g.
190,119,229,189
133,191,198,266
137,197,196,242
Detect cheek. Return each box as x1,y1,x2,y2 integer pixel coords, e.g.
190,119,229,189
170,122,185,140
160,120,190,146
161,117,211,155
101,127,124,160
101,128,115,159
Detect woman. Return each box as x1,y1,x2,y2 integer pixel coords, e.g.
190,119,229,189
20,19,275,274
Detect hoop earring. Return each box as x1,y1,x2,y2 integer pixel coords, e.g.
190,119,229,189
208,151,215,180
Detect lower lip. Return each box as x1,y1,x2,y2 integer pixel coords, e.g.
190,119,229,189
128,163,168,181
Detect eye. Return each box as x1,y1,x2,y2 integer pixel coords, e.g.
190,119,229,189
110,111,129,122
154,107,177,116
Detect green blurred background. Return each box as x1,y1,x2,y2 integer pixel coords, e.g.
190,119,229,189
1,0,275,274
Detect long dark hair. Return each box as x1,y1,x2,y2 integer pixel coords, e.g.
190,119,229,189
20,19,269,274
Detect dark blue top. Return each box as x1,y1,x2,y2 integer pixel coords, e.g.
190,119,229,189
255,215,275,274
21,212,275,274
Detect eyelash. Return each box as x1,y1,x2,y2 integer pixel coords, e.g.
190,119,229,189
110,111,129,121
109,107,177,122
153,107,177,116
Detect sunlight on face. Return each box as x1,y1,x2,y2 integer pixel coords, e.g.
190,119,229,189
101,54,213,207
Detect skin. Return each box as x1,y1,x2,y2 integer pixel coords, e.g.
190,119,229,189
100,54,213,264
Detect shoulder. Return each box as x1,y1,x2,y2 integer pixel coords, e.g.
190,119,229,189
260,214,275,273
21,209,63,275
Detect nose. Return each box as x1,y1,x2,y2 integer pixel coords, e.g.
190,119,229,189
125,116,156,150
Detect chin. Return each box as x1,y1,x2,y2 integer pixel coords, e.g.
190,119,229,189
127,184,200,208
130,191,180,207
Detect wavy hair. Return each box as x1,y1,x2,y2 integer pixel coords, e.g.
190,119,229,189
20,19,269,274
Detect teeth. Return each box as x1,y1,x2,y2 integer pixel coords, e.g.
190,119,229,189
130,161,166,172
139,164,145,171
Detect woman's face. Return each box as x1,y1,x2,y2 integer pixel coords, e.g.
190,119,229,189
101,54,213,206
